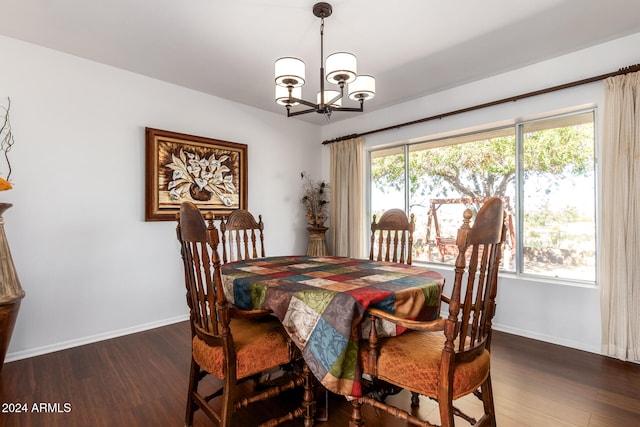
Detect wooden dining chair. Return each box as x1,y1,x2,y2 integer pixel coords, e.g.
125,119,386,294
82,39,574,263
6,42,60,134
370,208,416,264
177,201,315,427
220,209,265,263
352,197,506,427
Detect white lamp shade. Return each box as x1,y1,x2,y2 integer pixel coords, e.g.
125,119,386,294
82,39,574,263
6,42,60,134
348,75,376,101
325,52,357,84
275,57,305,87
317,90,342,107
275,85,301,106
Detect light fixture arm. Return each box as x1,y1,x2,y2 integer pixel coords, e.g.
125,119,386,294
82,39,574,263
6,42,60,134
285,84,364,117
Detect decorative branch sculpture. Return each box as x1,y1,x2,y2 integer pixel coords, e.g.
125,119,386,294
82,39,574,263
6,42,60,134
0,97,14,190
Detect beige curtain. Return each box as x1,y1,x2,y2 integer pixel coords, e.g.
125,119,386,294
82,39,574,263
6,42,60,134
601,71,640,361
329,137,364,258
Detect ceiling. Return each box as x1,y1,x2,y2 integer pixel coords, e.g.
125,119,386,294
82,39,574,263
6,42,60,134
2,0,640,125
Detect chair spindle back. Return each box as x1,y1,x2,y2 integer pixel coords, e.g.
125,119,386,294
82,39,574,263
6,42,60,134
177,202,230,341
220,209,265,263
370,208,415,264
448,197,506,358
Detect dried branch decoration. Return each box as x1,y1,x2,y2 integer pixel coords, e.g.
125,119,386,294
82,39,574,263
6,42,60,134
301,172,329,228
0,97,14,190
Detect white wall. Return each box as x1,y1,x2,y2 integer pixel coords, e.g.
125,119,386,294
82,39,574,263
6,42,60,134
0,35,321,361
320,32,640,354
3,28,639,361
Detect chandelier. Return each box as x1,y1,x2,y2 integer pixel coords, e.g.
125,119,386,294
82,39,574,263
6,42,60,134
274,2,376,118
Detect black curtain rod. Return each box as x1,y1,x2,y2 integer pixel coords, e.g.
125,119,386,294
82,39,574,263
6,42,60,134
322,63,640,145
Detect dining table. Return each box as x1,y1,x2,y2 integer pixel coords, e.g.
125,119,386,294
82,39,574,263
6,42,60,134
221,255,444,397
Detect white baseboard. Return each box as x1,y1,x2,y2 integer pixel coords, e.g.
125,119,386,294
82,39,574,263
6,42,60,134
4,314,189,363
492,322,602,355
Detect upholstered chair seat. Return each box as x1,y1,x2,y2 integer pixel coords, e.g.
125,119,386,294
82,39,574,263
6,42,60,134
192,316,293,380
360,331,490,400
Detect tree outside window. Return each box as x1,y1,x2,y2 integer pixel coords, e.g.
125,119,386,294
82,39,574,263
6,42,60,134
370,111,595,282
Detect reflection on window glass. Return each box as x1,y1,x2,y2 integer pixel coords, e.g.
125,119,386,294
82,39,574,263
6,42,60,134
521,113,595,281
407,129,516,270
370,146,405,219
369,110,596,283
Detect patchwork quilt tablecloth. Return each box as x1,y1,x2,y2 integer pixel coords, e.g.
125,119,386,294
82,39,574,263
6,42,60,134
221,256,444,397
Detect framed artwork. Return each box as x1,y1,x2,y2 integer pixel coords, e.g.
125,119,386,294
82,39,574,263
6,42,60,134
145,127,247,221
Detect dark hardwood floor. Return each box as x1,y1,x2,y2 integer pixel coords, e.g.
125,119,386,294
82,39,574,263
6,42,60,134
1,321,639,427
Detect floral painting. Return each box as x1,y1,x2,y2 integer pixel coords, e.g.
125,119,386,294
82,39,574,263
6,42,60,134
145,128,247,221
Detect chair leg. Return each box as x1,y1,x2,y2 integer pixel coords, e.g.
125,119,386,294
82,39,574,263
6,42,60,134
438,393,455,427
185,358,199,427
411,391,420,408
480,374,497,426
301,364,316,427
349,398,365,427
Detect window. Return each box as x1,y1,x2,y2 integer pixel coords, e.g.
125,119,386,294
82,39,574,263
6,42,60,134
370,146,405,218
369,110,596,283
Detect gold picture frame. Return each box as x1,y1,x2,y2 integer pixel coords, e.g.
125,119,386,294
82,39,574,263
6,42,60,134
145,127,247,221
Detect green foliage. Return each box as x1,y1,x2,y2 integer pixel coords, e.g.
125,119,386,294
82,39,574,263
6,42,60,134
524,205,593,250
524,204,580,226
371,124,594,199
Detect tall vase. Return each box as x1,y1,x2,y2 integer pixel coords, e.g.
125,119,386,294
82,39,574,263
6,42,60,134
306,226,329,257
0,203,25,371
